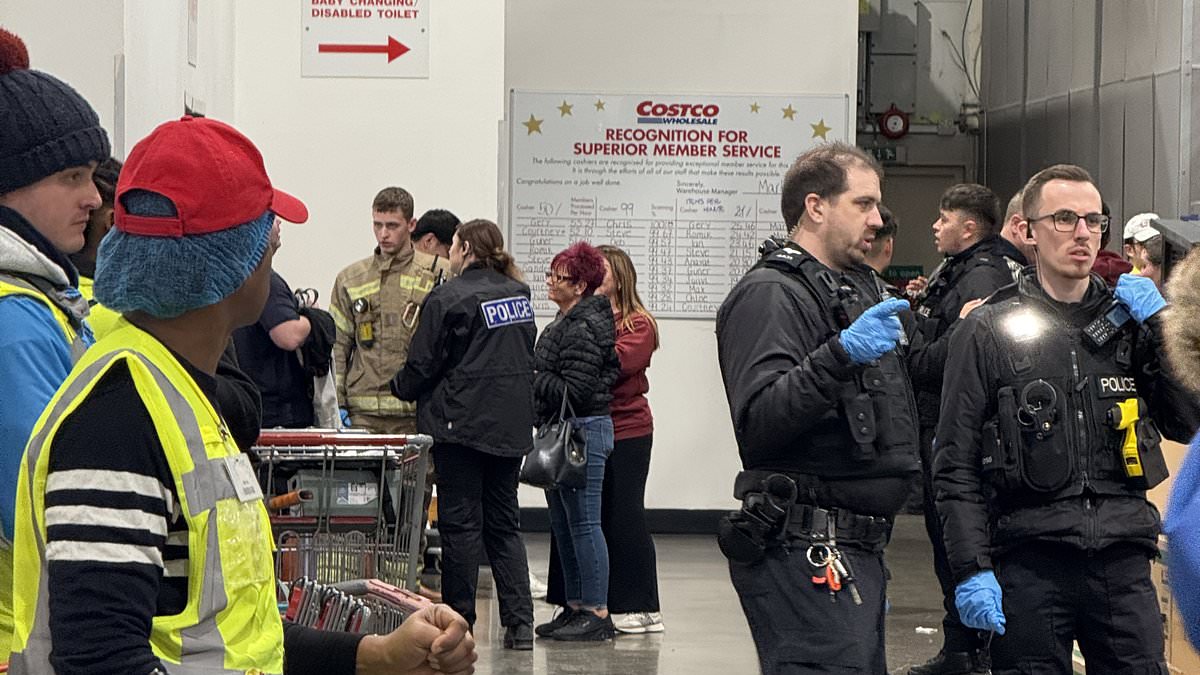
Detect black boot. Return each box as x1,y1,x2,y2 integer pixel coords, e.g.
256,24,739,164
503,623,534,650
908,649,990,675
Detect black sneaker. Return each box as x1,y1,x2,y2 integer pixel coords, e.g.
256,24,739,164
551,612,615,642
535,607,577,637
908,649,990,675
503,623,534,650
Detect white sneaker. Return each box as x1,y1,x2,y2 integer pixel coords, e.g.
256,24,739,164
612,611,665,634
529,572,548,600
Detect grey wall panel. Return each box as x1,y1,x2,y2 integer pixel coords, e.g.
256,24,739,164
1122,78,1156,217
982,0,1007,106
1045,2,1075,94
1124,0,1158,79
1098,82,1127,219
1192,74,1200,211
986,107,1023,197
1005,0,1026,105
1026,2,1052,100
1153,71,1182,216
1155,0,1183,74
1024,100,1050,174
1100,0,1127,84
871,54,919,110
1071,0,1098,90
1044,95,1072,165
1069,88,1101,177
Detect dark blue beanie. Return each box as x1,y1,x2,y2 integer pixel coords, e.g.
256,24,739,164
0,28,111,194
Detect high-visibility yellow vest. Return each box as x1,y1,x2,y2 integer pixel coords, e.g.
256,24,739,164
0,273,91,663
10,320,284,674
76,275,122,340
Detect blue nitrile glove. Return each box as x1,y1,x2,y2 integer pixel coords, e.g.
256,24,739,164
339,408,352,427
1115,273,1167,323
955,570,1006,635
838,297,909,364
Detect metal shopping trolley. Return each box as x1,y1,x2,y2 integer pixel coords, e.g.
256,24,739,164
255,429,432,593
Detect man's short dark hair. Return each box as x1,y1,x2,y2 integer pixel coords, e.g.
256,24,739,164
372,187,414,219
877,203,898,242
939,183,1000,237
780,142,882,231
412,209,460,246
1020,164,1096,223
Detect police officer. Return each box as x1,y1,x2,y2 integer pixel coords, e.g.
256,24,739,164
330,186,452,434
716,142,919,674
934,164,1200,674
906,183,1026,675
391,218,537,650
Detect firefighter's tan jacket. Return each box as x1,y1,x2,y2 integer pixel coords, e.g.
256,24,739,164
330,246,451,418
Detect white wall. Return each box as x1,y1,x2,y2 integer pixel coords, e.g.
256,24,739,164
506,0,860,510
233,0,506,298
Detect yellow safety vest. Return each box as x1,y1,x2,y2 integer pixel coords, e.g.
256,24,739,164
76,275,123,340
10,320,284,674
0,273,91,663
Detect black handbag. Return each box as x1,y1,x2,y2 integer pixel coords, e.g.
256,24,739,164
520,386,587,490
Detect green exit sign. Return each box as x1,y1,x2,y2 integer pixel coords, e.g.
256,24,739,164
870,146,898,162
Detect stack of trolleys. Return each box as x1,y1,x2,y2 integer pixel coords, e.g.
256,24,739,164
254,429,432,594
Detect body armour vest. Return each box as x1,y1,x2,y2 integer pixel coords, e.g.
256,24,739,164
979,278,1168,512
755,245,919,479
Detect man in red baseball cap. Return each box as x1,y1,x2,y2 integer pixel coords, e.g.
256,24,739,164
9,116,476,675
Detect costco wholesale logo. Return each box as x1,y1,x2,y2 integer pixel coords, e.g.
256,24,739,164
636,100,720,125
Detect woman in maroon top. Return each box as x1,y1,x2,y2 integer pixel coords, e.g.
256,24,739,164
544,245,663,633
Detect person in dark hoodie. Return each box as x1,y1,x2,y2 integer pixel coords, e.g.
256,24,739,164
906,183,1027,675
532,241,621,642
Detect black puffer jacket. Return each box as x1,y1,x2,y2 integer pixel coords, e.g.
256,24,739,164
533,293,620,424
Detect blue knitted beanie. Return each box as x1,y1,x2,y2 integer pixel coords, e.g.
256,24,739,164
94,190,273,318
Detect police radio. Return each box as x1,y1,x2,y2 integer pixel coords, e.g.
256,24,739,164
1082,301,1133,349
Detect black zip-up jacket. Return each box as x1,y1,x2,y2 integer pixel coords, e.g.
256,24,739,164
716,244,921,516
934,270,1200,583
533,293,619,425
391,265,536,457
909,235,1026,427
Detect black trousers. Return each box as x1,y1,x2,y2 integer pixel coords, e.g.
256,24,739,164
919,426,982,652
432,442,533,627
544,434,661,613
730,538,888,674
991,541,1166,675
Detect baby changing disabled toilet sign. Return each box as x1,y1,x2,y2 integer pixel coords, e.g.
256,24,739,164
302,0,429,78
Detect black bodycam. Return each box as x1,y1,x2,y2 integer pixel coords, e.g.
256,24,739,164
717,474,797,564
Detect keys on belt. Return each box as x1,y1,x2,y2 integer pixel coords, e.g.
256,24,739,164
805,518,863,605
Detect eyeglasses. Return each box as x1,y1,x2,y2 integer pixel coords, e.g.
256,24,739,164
1027,209,1110,233
545,271,576,284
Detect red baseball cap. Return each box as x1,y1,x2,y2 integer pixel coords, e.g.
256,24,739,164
114,116,308,236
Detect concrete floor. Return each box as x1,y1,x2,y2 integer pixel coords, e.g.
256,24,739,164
467,514,946,674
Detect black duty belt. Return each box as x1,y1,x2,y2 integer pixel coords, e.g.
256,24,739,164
783,504,892,552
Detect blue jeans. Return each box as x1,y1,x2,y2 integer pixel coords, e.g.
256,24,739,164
545,415,613,610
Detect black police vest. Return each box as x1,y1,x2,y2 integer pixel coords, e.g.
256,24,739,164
756,246,919,479
980,288,1167,510
916,246,1022,341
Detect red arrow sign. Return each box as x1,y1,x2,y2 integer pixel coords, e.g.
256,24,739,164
318,37,410,63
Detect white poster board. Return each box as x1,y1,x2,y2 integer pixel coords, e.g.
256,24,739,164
507,90,850,318
302,0,429,78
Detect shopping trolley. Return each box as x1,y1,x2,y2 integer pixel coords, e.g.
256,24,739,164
255,429,432,593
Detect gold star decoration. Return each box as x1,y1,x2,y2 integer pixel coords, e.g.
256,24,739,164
782,104,797,120
594,99,606,111
750,102,761,113
523,114,544,135
557,100,573,117
810,118,832,139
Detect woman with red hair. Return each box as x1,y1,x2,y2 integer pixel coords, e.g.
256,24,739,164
532,241,620,641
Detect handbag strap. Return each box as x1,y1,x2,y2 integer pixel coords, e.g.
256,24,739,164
558,384,579,421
